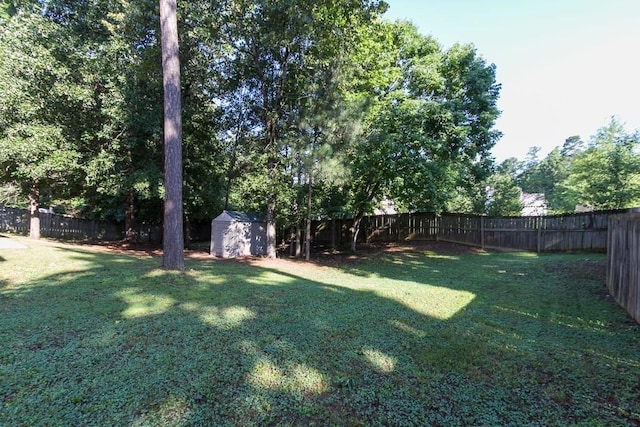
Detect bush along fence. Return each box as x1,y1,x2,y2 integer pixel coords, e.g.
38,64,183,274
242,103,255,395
313,208,640,253
0,206,123,241
607,213,640,323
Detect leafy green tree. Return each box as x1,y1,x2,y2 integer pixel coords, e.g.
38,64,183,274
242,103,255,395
518,146,543,193
218,0,385,257
561,135,584,158
516,136,586,213
39,0,226,239
0,184,26,208
2,1,509,253
33,0,167,234
0,8,88,238
0,1,10,20
519,148,560,208
97,1,165,233
283,53,363,258
486,173,523,216
454,157,524,217
518,122,639,214
497,157,524,179
343,21,501,250
536,147,569,211
560,119,640,210
177,1,229,236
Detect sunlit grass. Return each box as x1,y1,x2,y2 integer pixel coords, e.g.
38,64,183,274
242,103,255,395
246,359,328,396
361,347,397,373
1,236,639,425
117,288,177,318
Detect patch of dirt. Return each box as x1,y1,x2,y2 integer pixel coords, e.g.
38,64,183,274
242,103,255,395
221,241,483,270
375,240,484,255
21,237,483,269
8,237,165,258
94,241,163,257
293,241,482,267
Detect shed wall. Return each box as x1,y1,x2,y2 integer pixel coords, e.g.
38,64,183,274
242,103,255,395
210,218,266,258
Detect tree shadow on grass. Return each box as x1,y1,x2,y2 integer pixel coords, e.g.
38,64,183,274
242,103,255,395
1,244,639,426
328,246,640,421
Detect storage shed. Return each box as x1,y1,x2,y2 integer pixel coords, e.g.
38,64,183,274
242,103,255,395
210,210,267,258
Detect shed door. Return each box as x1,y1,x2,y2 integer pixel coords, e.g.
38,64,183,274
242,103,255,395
211,220,229,257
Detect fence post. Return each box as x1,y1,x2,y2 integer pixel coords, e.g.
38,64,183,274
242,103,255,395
536,216,543,253
480,215,485,249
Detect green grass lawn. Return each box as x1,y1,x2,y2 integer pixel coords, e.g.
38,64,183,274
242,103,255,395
1,236,639,426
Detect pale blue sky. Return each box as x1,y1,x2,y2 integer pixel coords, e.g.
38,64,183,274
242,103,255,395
384,0,640,162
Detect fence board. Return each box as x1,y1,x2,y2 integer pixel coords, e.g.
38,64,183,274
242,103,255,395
607,214,640,323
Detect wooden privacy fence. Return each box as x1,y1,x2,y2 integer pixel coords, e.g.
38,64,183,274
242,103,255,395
312,212,439,247
607,214,640,323
312,208,640,253
0,206,122,241
438,212,616,252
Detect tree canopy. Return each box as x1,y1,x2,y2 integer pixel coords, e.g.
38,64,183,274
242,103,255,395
339,21,501,248
0,8,87,237
0,0,509,253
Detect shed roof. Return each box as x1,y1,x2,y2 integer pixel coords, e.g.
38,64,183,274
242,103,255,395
214,210,264,223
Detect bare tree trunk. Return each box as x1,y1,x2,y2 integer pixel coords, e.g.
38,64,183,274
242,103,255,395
223,121,242,211
290,199,300,257
265,120,278,259
350,215,362,253
124,189,136,242
160,0,184,270
295,223,302,257
223,178,231,211
305,175,312,261
266,198,276,258
289,226,295,257
331,217,336,251
28,184,40,240
294,164,302,257
184,212,191,249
